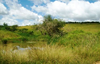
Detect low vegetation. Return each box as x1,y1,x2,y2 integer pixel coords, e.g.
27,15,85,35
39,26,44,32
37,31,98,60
0,15,100,64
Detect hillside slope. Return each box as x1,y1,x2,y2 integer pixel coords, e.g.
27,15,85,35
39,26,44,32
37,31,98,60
63,23,100,33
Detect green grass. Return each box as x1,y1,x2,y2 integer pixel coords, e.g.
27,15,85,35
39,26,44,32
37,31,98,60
0,30,21,43
0,30,20,39
0,23,100,64
63,23,100,33
0,37,100,64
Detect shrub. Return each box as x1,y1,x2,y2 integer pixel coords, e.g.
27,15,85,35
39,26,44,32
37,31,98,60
20,37,28,42
10,25,18,31
1,39,8,44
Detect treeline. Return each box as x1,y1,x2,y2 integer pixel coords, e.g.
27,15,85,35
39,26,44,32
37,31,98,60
0,23,34,44
0,23,34,36
0,23,18,31
66,21,100,24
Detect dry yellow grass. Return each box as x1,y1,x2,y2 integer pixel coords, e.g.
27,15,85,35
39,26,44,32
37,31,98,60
0,40,100,64
0,43,77,64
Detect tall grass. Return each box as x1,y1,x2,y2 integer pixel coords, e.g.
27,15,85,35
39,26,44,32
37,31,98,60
0,23,100,64
0,38,100,64
0,44,74,64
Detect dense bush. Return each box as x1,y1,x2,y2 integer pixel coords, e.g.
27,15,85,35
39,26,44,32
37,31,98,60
37,15,66,36
20,37,28,42
0,23,18,32
18,28,34,36
1,39,8,44
10,25,18,31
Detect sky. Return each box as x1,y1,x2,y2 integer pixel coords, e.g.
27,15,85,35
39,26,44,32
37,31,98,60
0,0,100,26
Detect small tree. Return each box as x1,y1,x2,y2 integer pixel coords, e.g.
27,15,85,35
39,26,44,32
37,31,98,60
38,15,66,36
3,23,10,30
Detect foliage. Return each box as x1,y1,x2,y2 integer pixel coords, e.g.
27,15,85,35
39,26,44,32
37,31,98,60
10,25,18,31
38,15,66,36
18,28,34,37
3,23,10,30
0,23,18,32
20,37,28,42
1,39,8,44
0,22,100,64
0,38,100,64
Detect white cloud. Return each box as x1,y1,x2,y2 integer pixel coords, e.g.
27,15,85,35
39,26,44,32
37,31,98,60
20,15,43,26
32,5,47,13
0,0,43,26
0,0,3,2
0,3,9,15
1,0,100,26
29,0,50,5
56,0,85,3
38,15,44,23
5,0,40,20
9,7,39,20
0,16,18,25
32,0,100,21
56,0,70,3
21,20,34,26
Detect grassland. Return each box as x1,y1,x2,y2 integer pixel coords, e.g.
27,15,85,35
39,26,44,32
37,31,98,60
0,23,100,64
63,23,100,33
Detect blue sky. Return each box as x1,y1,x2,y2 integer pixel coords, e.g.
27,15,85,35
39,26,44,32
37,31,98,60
0,0,100,26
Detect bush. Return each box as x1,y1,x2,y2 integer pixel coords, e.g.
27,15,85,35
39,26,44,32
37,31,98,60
20,37,28,42
38,15,66,37
2,39,8,44
10,25,18,31
19,28,28,33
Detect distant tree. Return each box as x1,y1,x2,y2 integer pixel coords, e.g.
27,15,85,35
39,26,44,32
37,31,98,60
10,25,18,31
3,23,8,27
3,23,10,30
